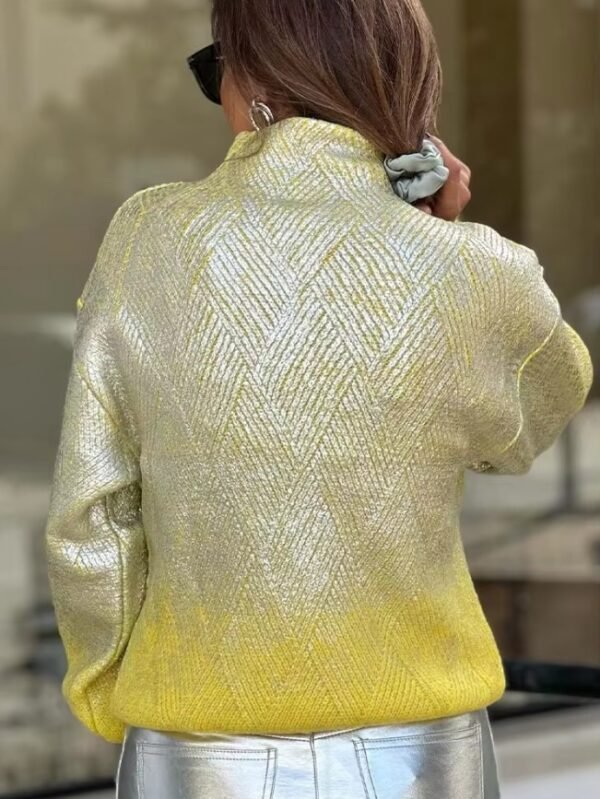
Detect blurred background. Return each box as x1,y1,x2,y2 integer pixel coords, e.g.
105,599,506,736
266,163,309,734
0,0,598,796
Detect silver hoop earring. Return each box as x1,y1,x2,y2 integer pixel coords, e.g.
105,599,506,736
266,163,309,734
249,97,275,131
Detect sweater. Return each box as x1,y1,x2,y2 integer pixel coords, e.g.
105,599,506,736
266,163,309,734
44,115,594,744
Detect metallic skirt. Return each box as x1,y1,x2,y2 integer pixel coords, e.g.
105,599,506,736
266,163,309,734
115,707,501,798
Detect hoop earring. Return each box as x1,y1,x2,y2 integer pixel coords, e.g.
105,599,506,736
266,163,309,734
249,97,275,131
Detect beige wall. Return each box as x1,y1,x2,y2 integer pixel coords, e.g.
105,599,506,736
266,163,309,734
0,1,210,125
1,1,116,124
0,1,31,122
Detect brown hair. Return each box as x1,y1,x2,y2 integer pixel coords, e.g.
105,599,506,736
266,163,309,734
211,0,442,156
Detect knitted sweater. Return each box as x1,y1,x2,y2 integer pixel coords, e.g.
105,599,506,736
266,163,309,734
45,116,594,744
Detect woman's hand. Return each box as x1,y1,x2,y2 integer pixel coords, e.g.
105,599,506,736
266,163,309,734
415,137,471,221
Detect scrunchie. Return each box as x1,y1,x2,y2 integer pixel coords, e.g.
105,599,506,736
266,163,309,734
383,138,450,204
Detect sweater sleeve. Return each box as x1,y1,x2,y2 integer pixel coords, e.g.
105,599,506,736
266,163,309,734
44,193,149,744
456,222,594,476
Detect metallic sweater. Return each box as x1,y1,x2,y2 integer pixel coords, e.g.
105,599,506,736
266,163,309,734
45,116,594,744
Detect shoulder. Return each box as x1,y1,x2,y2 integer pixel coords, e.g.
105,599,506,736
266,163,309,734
452,220,555,311
374,206,544,306
101,180,196,239
452,220,562,359
370,203,537,283
90,181,192,267
77,181,198,315
453,220,545,292
107,177,222,249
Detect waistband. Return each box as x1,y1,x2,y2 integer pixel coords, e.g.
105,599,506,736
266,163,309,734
125,708,488,744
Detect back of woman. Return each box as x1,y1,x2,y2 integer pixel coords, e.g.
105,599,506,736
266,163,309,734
44,1,594,797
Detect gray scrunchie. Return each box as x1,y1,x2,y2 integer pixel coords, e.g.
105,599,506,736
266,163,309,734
383,138,450,204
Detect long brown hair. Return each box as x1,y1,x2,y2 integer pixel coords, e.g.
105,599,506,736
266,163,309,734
211,0,442,156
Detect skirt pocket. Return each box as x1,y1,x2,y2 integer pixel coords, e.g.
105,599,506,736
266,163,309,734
135,739,277,799
351,721,483,799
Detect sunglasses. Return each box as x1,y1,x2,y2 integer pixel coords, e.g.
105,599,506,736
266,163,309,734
187,42,224,105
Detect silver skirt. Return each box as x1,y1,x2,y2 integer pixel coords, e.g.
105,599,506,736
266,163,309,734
116,707,501,798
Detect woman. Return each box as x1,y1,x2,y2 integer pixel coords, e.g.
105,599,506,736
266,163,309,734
45,1,594,797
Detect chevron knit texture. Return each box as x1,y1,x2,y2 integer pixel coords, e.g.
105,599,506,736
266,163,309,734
45,116,594,744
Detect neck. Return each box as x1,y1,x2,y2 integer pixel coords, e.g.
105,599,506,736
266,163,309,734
220,115,393,204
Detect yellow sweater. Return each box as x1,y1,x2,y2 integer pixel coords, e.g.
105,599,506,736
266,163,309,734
45,116,594,744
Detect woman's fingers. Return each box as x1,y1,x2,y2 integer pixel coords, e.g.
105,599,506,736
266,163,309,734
433,180,471,221
411,136,472,220
415,201,433,215
423,135,472,221
430,135,471,185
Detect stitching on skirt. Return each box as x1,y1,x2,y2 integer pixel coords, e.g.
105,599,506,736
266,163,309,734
353,738,378,799
137,743,144,799
267,747,278,799
353,723,478,747
477,722,485,798
309,734,320,799
138,740,275,757
114,736,126,799
261,748,273,799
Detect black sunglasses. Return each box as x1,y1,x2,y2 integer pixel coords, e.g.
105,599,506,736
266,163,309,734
187,42,224,106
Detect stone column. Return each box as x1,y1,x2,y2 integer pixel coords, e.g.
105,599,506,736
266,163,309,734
423,0,466,154
522,0,600,301
463,0,524,241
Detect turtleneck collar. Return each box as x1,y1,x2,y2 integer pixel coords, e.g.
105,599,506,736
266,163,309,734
221,115,394,201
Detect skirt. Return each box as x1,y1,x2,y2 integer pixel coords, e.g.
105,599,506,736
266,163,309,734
115,707,501,798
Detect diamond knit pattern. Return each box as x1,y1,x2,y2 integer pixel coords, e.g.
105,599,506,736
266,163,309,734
45,116,594,743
